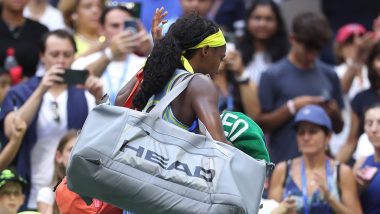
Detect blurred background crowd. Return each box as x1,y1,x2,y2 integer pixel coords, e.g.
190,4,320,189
1,0,380,213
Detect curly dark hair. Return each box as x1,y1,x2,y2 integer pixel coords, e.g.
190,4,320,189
133,13,220,110
237,0,288,66
367,41,380,90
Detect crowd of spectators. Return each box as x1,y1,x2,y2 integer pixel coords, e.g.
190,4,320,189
1,0,380,213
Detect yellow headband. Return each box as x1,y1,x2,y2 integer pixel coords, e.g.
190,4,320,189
181,29,226,73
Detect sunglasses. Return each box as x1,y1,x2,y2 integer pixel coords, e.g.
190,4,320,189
51,101,60,123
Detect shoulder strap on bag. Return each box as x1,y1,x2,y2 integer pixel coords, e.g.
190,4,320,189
282,160,292,188
148,72,197,119
123,68,144,108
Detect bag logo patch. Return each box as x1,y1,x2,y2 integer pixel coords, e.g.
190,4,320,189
121,142,215,182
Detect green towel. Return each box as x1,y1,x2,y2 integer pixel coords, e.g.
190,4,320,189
220,111,270,163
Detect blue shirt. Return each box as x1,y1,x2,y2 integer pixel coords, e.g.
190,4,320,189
259,58,344,163
360,155,380,214
0,76,89,210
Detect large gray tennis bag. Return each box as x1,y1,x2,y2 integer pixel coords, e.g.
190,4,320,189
67,74,267,214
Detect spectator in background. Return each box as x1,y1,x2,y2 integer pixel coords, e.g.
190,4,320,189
213,44,260,120
37,130,77,214
24,0,65,31
337,41,380,163
353,103,380,214
269,105,362,214
0,30,103,210
208,0,246,34
257,12,344,164
107,0,182,32
321,0,380,64
72,6,147,104
237,0,288,85
330,24,374,156
0,169,28,214
0,0,48,78
160,0,214,35
59,0,105,58
0,115,26,171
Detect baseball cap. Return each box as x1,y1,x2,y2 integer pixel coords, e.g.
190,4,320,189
220,111,270,163
336,23,366,43
294,105,332,131
0,169,27,192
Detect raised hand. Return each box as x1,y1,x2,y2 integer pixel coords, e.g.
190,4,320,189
151,7,168,41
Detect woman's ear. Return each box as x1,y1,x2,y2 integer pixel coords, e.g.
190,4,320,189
56,151,63,164
201,45,210,56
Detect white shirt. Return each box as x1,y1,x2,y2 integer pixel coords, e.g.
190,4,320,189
353,133,375,161
72,52,146,104
24,5,66,31
335,63,370,100
36,187,55,206
244,52,271,85
329,62,370,155
27,90,95,209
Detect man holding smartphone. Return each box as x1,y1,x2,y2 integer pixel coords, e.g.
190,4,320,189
72,6,149,104
0,30,104,211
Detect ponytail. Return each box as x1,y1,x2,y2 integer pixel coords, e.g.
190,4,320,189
133,13,219,110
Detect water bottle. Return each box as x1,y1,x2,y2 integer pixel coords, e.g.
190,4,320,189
4,48,18,70
4,47,23,84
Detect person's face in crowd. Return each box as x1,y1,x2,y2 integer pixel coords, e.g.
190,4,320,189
296,122,331,155
0,73,11,104
56,137,76,168
75,0,102,32
102,9,133,40
180,0,213,17
0,182,24,214
290,37,320,69
338,38,357,60
365,107,380,148
247,4,278,41
40,35,75,70
2,0,29,13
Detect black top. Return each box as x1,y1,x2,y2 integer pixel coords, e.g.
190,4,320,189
0,18,48,77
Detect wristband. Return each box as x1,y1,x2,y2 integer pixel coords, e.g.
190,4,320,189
346,58,362,69
104,47,113,61
287,99,296,115
234,71,250,84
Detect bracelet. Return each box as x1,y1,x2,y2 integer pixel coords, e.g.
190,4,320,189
104,47,113,61
346,58,362,69
287,99,296,115
234,71,250,84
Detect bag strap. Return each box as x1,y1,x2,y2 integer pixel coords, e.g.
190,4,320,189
148,72,197,119
123,68,144,108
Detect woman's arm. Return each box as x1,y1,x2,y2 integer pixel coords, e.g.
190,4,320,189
0,115,26,170
188,75,229,144
336,111,360,163
327,164,362,214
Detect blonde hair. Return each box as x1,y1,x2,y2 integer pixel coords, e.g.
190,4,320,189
59,0,105,29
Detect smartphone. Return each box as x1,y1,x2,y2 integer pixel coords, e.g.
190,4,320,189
124,19,138,34
62,69,89,85
360,166,378,181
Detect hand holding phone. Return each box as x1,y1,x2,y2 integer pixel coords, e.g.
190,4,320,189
358,166,378,181
124,19,138,35
62,69,89,85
